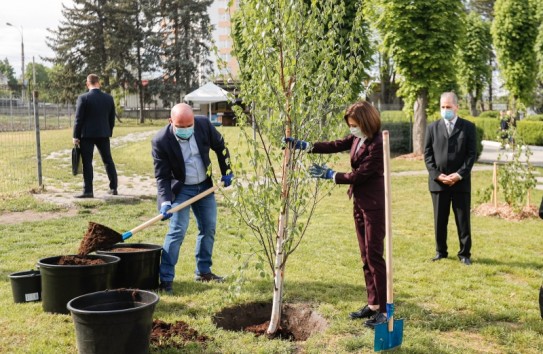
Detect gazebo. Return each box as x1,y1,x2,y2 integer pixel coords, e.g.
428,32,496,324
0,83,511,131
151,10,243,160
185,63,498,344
183,82,229,124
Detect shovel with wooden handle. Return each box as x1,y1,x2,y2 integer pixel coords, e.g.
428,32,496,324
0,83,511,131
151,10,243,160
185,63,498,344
374,131,404,352
121,184,220,240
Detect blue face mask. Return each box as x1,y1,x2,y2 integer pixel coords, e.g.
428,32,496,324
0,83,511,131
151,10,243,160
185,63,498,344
174,126,194,140
441,109,455,121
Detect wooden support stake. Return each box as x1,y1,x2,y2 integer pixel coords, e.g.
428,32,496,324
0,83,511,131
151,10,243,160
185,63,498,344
492,162,498,208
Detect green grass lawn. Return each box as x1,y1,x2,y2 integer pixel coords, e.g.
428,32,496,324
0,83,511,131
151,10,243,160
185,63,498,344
1,125,542,353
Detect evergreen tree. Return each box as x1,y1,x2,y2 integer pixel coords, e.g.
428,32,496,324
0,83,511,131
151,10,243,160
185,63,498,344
159,0,213,106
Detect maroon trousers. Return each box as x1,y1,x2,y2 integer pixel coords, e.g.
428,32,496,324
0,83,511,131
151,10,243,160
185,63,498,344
353,203,387,312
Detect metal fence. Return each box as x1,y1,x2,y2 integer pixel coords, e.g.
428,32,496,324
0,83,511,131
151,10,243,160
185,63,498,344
0,95,76,194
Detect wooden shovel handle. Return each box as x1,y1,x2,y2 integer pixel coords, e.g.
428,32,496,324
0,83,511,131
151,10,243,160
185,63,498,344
128,185,220,236
383,131,395,331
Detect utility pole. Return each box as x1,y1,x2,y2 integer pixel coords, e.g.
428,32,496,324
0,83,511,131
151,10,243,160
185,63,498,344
6,22,25,102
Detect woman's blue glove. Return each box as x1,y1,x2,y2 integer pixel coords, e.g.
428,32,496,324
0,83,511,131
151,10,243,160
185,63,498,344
221,173,234,187
309,163,334,179
283,137,309,150
160,204,173,220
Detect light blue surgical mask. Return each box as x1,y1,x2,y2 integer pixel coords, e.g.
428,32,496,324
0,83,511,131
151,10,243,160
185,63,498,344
350,127,366,139
441,109,455,121
174,126,194,140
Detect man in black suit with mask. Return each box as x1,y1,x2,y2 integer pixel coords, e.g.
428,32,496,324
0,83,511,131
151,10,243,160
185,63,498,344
424,92,477,265
72,74,118,198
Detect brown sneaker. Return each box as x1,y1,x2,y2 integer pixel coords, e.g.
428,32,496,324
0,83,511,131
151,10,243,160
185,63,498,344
195,273,224,283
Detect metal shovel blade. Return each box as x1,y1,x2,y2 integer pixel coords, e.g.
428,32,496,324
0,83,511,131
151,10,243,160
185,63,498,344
374,318,404,352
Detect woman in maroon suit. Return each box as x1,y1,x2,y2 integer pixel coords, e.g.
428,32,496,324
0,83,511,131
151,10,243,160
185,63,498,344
286,101,386,328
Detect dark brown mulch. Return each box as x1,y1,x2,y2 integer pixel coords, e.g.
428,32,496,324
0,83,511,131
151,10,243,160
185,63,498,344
78,221,122,256
150,319,211,349
244,321,294,340
57,255,106,265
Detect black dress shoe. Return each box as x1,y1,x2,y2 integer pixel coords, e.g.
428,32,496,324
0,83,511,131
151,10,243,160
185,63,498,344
74,192,94,198
195,273,224,283
364,312,387,329
159,281,173,294
432,254,447,262
459,256,472,265
349,305,377,319
108,189,118,195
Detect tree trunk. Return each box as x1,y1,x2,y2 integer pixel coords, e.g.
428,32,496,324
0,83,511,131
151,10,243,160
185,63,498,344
468,93,478,116
488,57,493,111
412,90,428,155
267,144,291,335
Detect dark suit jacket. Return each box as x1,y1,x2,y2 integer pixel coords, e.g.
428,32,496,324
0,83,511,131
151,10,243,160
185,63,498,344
312,132,384,210
424,117,477,193
73,89,115,139
152,117,231,206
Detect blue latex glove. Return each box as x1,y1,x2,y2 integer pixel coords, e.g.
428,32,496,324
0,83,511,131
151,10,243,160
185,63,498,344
160,204,173,221
283,137,309,150
309,163,334,179
221,173,234,187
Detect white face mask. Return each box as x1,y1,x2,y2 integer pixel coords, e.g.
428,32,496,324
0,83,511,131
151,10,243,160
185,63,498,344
350,127,366,139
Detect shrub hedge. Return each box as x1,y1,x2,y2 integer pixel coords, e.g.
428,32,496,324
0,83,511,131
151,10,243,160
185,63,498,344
379,110,543,154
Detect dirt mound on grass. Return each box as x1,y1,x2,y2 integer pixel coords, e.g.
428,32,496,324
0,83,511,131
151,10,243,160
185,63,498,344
473,203,539,221
150,319,211,349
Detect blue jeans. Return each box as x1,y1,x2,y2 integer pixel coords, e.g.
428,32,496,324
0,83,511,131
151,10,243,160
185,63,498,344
159,181,217,282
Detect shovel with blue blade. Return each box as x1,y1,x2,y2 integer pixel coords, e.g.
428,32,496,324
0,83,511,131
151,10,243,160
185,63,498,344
374,131,404,352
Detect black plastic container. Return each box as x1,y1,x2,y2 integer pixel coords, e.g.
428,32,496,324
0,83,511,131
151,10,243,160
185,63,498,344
67,289,159,354
37,255,120,314
96,243,161,290
8,270,41,303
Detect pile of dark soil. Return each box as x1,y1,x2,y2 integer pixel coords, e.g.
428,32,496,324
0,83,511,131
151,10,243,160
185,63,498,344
57,255,106,265
244,321,294,340
78,221,122,255
150,319,211,349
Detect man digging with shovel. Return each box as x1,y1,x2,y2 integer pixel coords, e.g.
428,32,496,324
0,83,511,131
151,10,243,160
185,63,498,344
152,103,233,294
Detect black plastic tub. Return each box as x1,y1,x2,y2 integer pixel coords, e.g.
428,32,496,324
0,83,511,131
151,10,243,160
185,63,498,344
96,243,161,290
67,289,159,354
37,255,120,314
8,270,41,303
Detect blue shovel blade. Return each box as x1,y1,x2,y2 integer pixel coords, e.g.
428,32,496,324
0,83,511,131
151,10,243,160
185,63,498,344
374,319,404,352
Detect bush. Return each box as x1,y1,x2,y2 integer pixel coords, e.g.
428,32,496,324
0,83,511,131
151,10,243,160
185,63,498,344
479,110,500,118
523,114,543,121
516,121,543,145
380,110,408,122
382,121,411,153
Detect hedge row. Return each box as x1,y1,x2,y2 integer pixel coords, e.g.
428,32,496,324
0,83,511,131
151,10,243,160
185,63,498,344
380,111,543,155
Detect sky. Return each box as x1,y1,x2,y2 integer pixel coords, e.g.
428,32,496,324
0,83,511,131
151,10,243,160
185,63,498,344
1,0,73,77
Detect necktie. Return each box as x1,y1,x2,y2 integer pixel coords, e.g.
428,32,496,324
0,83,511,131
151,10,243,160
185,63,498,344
447,123,453,136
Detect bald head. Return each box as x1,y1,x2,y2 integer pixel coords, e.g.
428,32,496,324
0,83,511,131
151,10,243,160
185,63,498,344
170,103,194,128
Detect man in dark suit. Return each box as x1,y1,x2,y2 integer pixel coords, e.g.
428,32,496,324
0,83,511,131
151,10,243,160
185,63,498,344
72,74,118,198
424,92,477,265
152,103,233,294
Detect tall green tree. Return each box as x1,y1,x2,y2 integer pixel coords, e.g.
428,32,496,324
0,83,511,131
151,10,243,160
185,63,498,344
492,0,538,110
376,0,464,154
230,0,372,335
0,58,18,92
47,0,120,92
458,12,493,116
468,0,496,20
24,62,51,102
158,0,213,106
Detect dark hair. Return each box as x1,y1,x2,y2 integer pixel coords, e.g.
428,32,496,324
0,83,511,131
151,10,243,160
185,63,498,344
87,74,100,85
344,101,381,137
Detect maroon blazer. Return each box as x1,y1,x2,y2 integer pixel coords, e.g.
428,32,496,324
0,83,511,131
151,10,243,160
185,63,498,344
311,132,384,210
